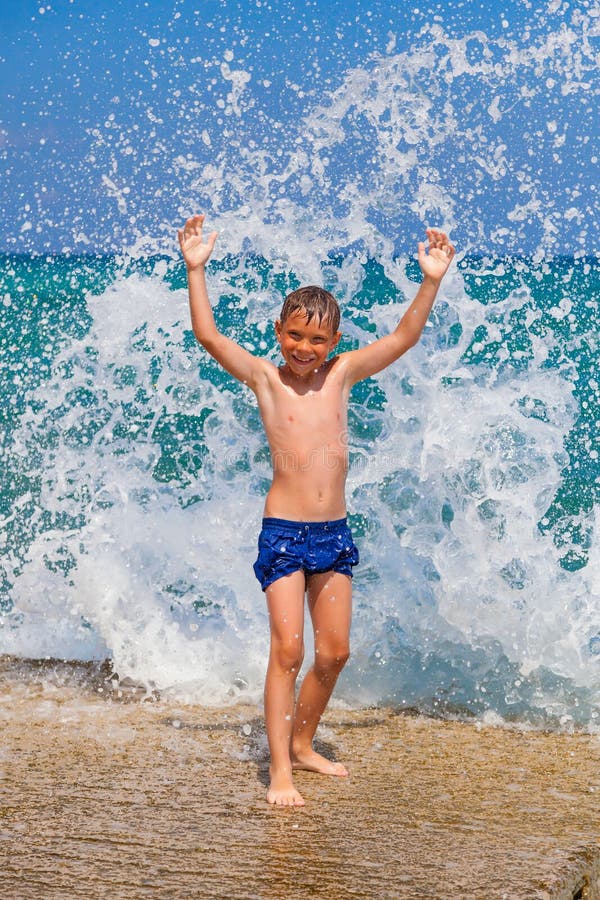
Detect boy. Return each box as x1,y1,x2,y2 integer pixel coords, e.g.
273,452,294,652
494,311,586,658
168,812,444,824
178,215,455,806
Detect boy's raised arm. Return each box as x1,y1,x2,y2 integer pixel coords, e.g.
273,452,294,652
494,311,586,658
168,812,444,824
341,228,455,386
178,215,263,389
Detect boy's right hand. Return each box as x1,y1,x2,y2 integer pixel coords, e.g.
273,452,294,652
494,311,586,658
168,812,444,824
178,214,218,270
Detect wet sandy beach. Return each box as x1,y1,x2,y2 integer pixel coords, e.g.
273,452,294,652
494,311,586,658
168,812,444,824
1,658,599,899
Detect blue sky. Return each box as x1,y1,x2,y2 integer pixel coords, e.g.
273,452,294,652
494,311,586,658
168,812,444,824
1,1,597,255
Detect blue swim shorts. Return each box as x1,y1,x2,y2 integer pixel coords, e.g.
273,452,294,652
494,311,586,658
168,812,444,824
253,517,360,592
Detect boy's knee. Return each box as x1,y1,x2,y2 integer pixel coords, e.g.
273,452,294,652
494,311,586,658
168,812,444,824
272,639,304,674
315,642,350,674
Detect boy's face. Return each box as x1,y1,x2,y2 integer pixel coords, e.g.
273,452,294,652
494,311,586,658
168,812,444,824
275,309,341,378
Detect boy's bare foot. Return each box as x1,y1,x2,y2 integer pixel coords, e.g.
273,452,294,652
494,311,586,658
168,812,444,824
267,767,306,806
291,747,349,777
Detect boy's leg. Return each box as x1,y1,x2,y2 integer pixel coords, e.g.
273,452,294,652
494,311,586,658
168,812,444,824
291,571,352,776
264,569,306,806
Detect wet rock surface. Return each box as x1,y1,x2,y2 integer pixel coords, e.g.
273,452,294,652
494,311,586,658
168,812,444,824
1,660,599,899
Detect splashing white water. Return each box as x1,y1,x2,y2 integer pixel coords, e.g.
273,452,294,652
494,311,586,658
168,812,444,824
3,250,598,723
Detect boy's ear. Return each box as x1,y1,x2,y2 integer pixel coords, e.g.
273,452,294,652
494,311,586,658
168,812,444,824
330,330,342,349
274,319,282,340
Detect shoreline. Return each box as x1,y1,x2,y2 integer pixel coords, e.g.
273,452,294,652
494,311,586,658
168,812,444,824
2,653,598,732
2,658,600,897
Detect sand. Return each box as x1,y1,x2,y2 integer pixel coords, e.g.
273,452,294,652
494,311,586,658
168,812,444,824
1,657,599,899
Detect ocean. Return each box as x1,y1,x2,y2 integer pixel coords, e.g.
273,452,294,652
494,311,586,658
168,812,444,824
1,2,599,727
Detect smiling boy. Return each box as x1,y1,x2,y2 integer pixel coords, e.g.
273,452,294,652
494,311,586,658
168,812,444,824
178,215,455,806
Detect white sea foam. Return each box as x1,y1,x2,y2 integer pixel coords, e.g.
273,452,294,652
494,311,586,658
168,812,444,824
2,251,597,722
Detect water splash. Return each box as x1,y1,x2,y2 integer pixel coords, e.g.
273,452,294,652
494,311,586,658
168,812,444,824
1,246,598,724
1,6,599,723
4,4,598,257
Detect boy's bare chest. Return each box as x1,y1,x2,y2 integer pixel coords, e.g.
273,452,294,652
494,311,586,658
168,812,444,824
259,377,347,443
281,394,340,430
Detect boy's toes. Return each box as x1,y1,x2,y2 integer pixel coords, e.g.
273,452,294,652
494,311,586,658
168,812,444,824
269,789,305,806
267,775,305,806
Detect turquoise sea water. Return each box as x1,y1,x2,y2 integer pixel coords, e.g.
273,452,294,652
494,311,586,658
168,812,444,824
1,250,598,724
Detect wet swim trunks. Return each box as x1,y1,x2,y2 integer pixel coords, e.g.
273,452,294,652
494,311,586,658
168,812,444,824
253,517,359,592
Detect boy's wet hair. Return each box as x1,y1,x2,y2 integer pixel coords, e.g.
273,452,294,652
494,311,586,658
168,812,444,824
280,286,340,333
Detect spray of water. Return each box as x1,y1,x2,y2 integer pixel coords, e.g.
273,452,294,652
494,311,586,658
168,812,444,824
2,7,599,722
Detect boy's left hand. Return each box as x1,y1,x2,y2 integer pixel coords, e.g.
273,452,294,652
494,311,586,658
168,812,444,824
418,228,455,282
